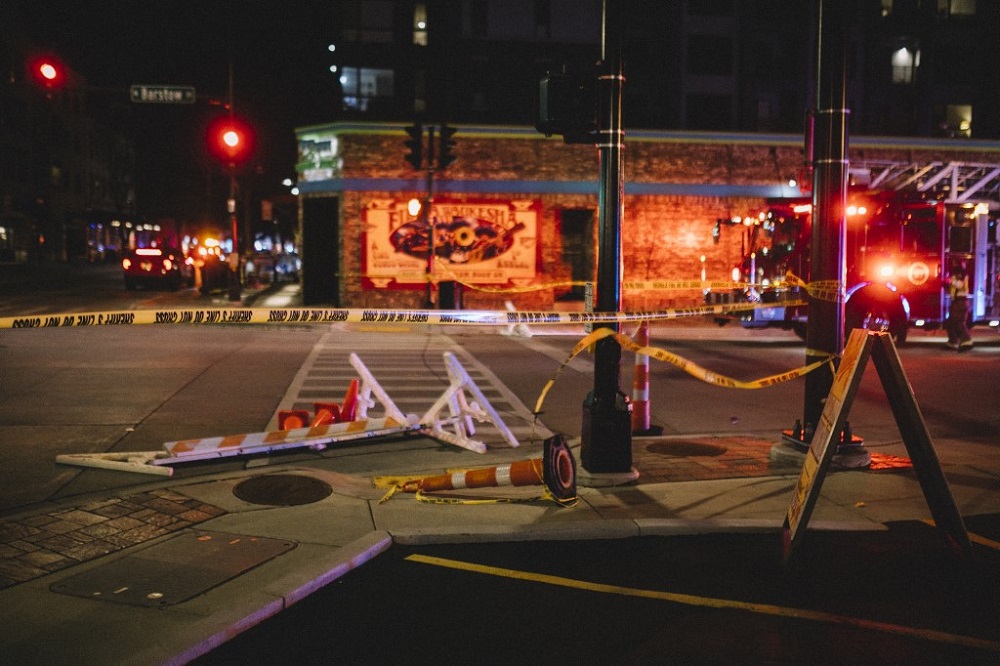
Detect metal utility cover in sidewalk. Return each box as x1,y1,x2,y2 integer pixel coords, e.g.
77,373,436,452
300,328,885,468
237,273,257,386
50,531,296,607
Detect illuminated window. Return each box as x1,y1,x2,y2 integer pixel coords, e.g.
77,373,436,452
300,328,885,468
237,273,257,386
891,47,918,84
340,67,394,112
413,3,428,46
941,104,973,138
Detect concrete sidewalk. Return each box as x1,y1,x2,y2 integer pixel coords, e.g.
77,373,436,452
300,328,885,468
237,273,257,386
3,429,998,664
1,283,998,663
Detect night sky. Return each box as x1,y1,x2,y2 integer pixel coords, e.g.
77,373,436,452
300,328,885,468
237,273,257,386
12,1,341,217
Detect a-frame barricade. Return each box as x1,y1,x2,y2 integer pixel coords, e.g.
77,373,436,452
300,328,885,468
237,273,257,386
420,352,521,454
56,351,519,474
783,329,971,563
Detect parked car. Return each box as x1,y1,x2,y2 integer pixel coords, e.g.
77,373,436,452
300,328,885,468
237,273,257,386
122,247,191,290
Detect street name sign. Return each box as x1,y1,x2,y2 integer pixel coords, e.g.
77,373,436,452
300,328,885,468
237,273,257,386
129,85,196,104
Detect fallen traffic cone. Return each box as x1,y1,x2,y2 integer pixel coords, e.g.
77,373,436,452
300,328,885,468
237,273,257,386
278,378,361,430
311,402,341,427
386,434,576,506
277,409,310,430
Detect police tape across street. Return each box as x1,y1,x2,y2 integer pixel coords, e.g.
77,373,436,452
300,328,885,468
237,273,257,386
0,299,806,331
2,301,833,408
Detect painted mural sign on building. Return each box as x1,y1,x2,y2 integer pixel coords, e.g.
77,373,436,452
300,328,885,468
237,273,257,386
362,198,540,289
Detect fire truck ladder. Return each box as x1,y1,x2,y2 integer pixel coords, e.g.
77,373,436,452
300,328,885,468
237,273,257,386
854,160,1000,204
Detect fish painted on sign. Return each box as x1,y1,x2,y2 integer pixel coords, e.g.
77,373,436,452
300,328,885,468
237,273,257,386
390,217,524,264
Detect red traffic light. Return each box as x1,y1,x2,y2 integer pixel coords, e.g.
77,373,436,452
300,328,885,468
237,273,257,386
29,56,65,88
207,116,254,165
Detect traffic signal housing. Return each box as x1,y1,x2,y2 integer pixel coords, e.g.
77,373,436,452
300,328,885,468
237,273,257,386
438,125,457,170
29,56,65,89
404,123,424,170
207,116,254,165
536,71,597,144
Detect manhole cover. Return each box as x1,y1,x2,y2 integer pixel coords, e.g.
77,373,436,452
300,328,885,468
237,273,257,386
646,440,728,457
234,474,333,506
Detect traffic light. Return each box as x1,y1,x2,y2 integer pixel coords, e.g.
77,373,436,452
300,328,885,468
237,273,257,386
438,124,457,170
207,116,254,165
29,56,65,89
404,123,424,170
536,71,597,144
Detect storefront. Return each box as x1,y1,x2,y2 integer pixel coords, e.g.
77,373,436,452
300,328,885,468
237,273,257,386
294,122,1000,311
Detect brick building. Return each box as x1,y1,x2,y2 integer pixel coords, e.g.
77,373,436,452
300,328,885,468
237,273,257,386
295,122,1000,310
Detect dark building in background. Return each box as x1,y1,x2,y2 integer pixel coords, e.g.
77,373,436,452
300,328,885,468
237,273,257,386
325,0,997,139
0,28,136,263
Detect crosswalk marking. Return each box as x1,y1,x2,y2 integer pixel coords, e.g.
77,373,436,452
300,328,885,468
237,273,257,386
267,326,552,448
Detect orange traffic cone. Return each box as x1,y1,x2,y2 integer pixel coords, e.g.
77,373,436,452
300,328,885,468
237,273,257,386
277,409,311,430
397,434,576,505
311,402,341,427
340,378,359,422
278,378,361,430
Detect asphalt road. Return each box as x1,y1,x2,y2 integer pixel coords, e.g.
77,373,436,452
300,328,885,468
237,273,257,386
195,521,1000,664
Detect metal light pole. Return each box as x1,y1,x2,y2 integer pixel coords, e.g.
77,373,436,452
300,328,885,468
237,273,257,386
580,0,635,481
225,60,241,302
227,168,240,301
801,0,860,456
424,126,436,308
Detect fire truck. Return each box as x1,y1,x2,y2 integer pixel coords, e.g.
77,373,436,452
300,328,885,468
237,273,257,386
708,189,999,343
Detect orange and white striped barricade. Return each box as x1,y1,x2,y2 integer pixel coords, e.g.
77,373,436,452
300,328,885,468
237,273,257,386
55,415,421,476
159,414,421,464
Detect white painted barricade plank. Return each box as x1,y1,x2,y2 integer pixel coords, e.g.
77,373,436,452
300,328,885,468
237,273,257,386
349,352,409,422
55,451,176,476
161,415,420,463
420,352,521,454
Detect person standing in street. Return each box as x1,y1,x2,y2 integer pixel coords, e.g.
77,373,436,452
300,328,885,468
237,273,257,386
945,262,973,351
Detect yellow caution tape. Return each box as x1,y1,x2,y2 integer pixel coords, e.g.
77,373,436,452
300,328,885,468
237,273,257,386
0,300,806,332
784,272,844,303
533,327,835,415
412,488,575,507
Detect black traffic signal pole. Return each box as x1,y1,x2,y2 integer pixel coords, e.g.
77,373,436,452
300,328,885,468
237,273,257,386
424,126,436,308
404,122,457,308
800,0,866,461
580,0,635,481
226,62,242,302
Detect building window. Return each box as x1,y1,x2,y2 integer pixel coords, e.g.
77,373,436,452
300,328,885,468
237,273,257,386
342,0,394,43
340,67,395,112
413,3,428,46
891,47,918,84
938,0,976,16
937,104,973,138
